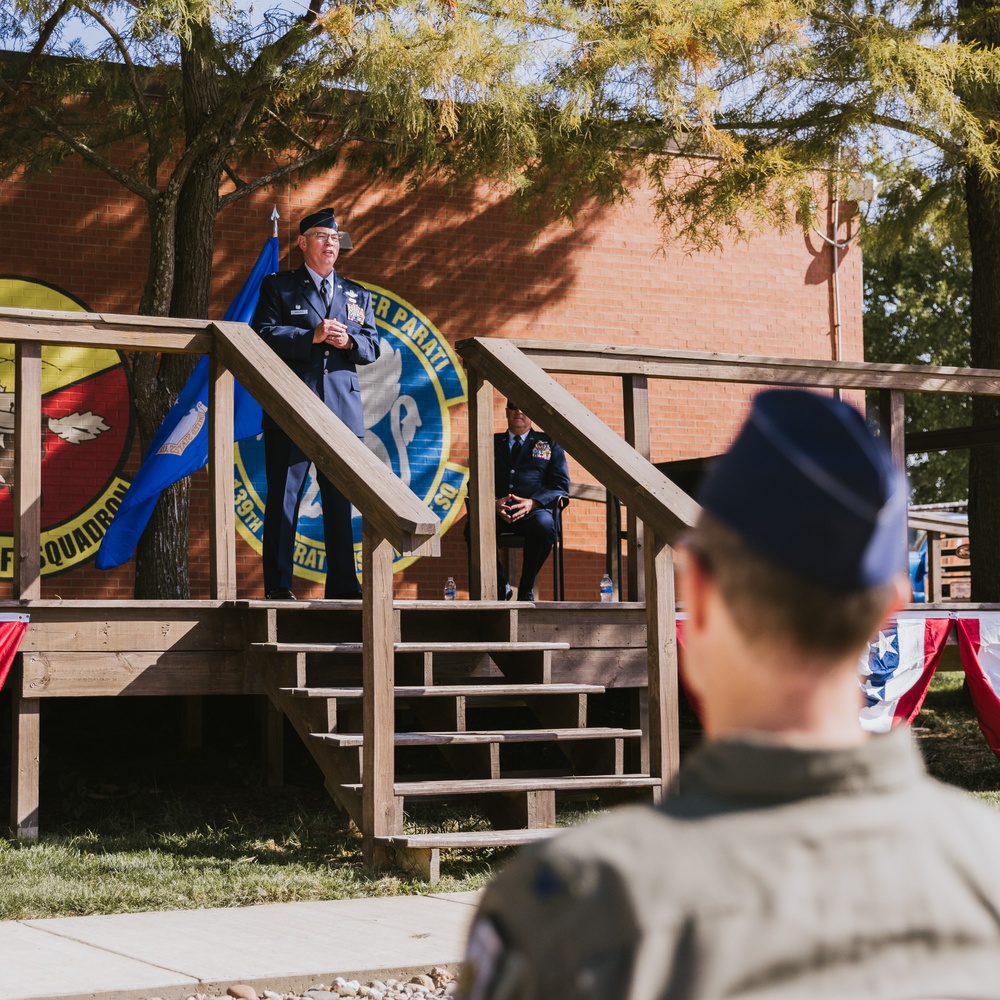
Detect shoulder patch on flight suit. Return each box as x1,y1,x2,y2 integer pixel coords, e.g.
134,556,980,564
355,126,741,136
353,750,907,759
532,859,567,898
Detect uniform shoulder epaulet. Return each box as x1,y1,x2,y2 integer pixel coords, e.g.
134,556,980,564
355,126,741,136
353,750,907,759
340,275,368,295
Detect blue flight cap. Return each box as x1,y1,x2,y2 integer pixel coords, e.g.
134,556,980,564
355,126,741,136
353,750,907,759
696,389,908,593
299,207,353,250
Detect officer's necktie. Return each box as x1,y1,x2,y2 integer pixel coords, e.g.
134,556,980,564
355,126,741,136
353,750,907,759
510,435,523,464
320,278,331,308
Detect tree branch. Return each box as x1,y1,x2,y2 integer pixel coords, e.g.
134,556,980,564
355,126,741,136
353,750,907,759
265,107,318,154
218,132,349,208
77,2,159,187
715,104,967,159
5,0,75,98
0,69,157,201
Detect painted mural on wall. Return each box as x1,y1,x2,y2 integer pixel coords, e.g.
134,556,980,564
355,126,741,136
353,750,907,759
0,279,133,576
233,283,468,580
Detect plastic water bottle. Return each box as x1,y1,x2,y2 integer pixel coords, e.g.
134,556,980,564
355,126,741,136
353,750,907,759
600,573,614,602
444,576,457,601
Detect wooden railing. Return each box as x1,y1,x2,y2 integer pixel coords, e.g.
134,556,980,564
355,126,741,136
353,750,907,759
457,337,1000,789
0,307,440,862
456,337,701,789
513,340,1000,598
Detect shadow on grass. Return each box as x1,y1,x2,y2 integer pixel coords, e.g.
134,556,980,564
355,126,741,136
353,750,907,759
0,696,509,917
12,670,995,920
913,672,1000,796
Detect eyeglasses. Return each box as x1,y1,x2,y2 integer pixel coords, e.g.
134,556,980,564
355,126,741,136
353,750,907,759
306,232,341,244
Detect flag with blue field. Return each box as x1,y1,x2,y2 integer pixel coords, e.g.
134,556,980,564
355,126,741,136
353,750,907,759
95,237,277,570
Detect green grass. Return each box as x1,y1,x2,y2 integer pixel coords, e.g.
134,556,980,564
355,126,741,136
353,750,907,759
0,678,997,921
911,671,1000,801
0,799,497,920
0,695,603,919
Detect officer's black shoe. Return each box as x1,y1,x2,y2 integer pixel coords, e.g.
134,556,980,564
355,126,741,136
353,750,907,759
503,584,514,600
523,589,534,601
328,591,362,600
266,588,296,600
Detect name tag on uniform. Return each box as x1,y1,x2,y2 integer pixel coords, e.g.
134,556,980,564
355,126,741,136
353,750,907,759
347,302,366,324
532,441,552,460
290,308,308,315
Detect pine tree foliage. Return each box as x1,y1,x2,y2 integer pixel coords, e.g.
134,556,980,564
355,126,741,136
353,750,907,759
0,0,602,595
863,161,971,504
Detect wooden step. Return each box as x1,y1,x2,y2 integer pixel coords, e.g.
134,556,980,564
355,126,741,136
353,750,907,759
376,828,561,882
255,641,570,654
311,727,643,747
279,682,605,699
342,774,659,796
378,829,559,849
239,599,530,609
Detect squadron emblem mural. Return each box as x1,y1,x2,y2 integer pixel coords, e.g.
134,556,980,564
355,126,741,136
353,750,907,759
233,283,468,580
0,278,133,577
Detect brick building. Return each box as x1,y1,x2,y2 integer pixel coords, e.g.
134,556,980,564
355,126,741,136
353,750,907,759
0,156,862,601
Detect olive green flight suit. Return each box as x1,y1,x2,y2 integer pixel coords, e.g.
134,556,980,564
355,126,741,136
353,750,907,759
460,727,1000,1000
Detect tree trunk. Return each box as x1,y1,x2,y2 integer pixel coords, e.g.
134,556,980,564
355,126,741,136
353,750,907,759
965,165,1000,601
171,159,219,320
131,195,196,599
132,28,225,600
131,147,230,601
960,0,1000,602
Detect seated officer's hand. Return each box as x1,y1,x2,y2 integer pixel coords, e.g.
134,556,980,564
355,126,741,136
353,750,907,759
500,495,537,522
496,496,515,523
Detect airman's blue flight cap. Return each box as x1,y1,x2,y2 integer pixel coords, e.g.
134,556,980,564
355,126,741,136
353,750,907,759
299,207,353,249
696,389,908,593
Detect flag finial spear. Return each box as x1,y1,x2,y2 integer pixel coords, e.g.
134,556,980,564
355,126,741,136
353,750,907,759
270,206,280,238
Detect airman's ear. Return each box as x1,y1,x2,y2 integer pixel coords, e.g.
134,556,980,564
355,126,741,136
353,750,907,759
888,572,913,617
676,544,710,634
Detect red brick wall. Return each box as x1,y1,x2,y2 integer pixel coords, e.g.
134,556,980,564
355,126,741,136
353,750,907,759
0,156,863,601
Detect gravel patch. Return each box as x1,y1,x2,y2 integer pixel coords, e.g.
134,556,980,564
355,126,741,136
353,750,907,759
162,968,459,1000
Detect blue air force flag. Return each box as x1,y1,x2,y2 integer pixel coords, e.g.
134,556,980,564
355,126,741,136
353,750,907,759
95,237,278,570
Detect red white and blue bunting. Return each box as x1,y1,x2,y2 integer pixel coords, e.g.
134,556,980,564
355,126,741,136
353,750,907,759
857,614,1000,756
678,613,1000,758
0,612,29,694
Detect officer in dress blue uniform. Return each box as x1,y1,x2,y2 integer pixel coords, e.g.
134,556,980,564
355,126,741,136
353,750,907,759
492,402,570,600
251,208,379,600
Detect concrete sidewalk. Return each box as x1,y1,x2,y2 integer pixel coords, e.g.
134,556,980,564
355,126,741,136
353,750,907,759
0,892,481,1000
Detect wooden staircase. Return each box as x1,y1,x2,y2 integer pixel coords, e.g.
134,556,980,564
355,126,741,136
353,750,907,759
248,599,656,881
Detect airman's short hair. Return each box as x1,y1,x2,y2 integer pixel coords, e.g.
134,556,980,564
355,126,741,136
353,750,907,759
686,511,898,660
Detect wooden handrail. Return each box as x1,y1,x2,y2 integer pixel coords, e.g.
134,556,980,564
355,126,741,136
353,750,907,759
213,322,438,556
456,337,695,791
513,341,1000,395
0,306,215,353
0,306,436,862
455,338,700,545
0,309,440,560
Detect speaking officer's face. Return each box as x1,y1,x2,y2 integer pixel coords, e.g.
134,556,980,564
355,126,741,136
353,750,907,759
298,228,341,276
506,405,531,438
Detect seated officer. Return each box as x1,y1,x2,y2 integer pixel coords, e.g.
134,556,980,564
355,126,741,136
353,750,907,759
492,401,569,601
458,389,1000,1000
